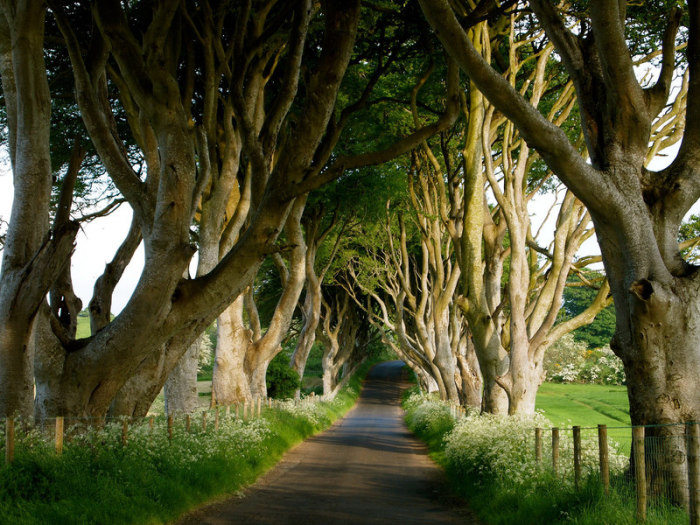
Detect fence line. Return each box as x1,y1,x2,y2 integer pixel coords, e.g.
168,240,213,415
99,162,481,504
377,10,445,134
633,426,647,522
443,401,699,524
530,421,698,524
1,395,321,465
688,422,700,525
598,424,610,494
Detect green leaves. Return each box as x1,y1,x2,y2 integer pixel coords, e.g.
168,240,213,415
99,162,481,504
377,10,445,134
561,273,616,349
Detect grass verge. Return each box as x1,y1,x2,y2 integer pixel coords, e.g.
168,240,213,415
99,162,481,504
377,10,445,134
402,388,688,525
0,360,375,525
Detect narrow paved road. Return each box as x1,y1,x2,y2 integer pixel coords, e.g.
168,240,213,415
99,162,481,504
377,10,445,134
176,361,478,524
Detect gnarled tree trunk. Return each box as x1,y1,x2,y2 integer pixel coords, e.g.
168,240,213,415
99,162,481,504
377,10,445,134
0,2,78,418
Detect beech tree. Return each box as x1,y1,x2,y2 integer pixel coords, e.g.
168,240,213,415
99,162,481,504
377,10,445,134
0,0,79,417
419,0,698,504
289,200,349,398
207,2,459,406
455,17,611,415
343,176,481,406
0,0,461,419
212,198,307,403
316,287,369,397
287,168,400,396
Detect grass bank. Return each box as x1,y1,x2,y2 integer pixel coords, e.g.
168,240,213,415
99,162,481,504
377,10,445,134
403,388,688,525
0,360,375,525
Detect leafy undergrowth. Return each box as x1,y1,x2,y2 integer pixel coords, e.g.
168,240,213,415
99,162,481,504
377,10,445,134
403,389,688,525
0,361,374,525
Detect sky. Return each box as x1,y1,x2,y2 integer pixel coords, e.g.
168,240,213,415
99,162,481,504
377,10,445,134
0,168,144,313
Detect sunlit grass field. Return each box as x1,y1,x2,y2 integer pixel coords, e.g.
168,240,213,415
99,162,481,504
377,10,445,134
536,382,631,451
75,310,91,339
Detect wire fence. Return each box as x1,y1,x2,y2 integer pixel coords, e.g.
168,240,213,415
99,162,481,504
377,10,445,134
443,404,700,523
533,422,700,524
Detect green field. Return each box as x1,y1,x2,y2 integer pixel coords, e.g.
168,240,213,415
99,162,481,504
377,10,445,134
536,382,631,451
76,311,91,338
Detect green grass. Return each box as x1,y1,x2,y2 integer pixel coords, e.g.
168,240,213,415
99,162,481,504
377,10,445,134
0,360,377,525
453,472,688,525
75,311,91,339
197,370,213,382
75,311,117,339
536,382,631,451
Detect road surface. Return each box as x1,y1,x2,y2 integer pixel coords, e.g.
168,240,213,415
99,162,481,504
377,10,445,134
175,361,478,524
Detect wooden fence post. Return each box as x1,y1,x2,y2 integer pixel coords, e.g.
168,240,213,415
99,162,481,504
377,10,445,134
257,397,261,418
215,408,219,432
552,428,560,476
121,420,128,446
149,416,154,431
167,415,173,441
688,421,700,525
55,417,64,455
535,428,542,465
202,412,207,432
573,426,581,490
633,426,647,523
598,424,610,494
186,414,191,433
5,417,14,464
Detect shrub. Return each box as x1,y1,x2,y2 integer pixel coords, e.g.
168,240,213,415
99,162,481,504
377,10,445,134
545,334,588,383
403,390,455,446
399,392,686,525
444,412,550,488
545,335,625,385
266,353,301,399
578,347,625,385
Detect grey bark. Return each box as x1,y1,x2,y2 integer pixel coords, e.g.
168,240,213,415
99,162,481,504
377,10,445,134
419,0,700,503
212,296,253,405
164,339,200,416
290,207,343,397
0,1,78,418
244,198,308,398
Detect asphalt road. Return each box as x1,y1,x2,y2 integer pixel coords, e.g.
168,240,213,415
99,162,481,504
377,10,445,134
175,361,478,524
